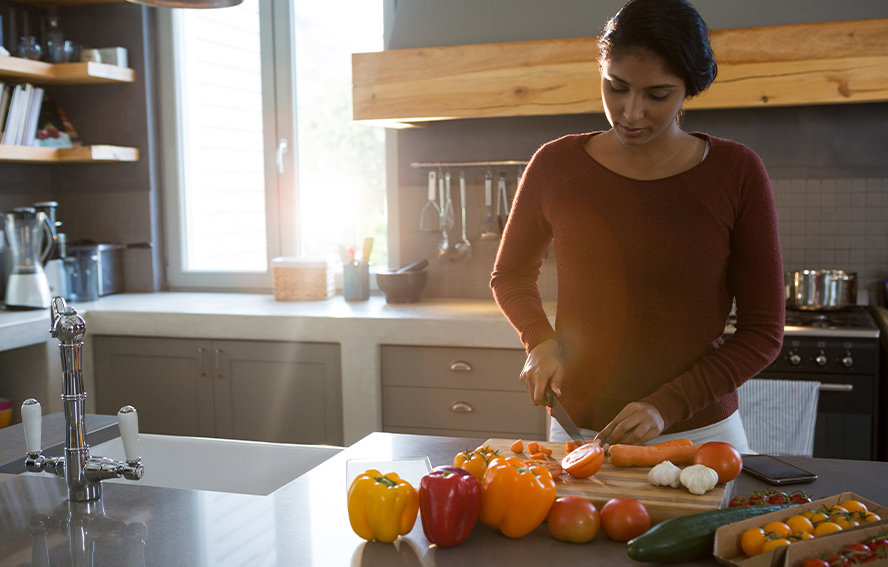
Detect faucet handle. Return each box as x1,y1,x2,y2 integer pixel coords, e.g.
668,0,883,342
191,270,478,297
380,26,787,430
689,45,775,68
22,399,42,454
117,406,140,463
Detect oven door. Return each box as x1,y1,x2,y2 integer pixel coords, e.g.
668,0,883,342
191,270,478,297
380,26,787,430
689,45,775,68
754,370,877,460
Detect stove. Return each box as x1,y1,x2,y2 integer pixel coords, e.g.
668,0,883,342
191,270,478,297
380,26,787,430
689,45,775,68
727,307,883,460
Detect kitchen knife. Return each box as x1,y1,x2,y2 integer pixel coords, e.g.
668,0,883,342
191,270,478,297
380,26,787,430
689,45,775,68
546,389,585,444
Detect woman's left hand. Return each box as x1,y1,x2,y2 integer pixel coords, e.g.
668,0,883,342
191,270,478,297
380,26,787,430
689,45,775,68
593,402,665,451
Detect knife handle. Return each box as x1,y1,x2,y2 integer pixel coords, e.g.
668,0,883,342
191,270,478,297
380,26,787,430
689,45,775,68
545,388,556,408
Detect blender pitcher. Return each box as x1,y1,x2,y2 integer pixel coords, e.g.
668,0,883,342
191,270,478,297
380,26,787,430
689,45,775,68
4,208,55,309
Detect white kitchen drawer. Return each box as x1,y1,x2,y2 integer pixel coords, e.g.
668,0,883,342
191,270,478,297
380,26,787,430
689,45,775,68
382,385,547,435
381,345,526,391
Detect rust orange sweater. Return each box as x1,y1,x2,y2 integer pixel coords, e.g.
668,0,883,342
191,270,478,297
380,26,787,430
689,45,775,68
491,132,785,434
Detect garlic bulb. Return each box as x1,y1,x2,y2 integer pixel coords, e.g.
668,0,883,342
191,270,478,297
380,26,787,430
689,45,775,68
648,460,682,488
680,464,719,495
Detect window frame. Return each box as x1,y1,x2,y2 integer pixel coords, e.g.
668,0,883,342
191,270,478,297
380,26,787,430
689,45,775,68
157,0,299,292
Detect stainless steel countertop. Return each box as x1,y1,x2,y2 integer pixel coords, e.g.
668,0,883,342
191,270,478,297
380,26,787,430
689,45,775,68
1,420,887,567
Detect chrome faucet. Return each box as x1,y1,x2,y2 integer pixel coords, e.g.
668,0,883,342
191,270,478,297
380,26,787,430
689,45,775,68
22,296,143,502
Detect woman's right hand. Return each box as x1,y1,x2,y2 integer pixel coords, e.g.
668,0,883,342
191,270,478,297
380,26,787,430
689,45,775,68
520,338,564,406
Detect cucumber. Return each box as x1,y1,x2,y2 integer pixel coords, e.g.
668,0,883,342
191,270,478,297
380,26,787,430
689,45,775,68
626,504,795,564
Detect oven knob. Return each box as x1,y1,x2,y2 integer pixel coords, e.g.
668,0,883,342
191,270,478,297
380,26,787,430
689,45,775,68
788,352,802,365
815,351,828,367
842,352,854,368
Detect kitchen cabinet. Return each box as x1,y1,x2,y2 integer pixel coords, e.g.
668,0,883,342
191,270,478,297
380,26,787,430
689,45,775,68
92,336,343,446
381,345,547,440
353,18,888,127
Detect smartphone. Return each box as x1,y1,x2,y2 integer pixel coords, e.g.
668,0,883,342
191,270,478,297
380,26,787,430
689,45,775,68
742,455,818,485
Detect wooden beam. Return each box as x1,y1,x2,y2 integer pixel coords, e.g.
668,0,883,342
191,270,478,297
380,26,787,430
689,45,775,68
352,18,888,126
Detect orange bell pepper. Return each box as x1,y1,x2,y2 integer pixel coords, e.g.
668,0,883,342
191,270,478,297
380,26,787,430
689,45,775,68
479,456,557,538
347,469,419,543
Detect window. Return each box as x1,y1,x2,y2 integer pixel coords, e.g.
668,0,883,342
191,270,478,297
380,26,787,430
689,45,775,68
159,0,386,290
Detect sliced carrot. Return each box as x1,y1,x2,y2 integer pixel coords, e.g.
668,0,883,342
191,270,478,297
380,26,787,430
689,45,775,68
607,443,702,467
565,440,584,454
510,439,524,453
538,444,553,457
526,441,540,455
528,452,547,460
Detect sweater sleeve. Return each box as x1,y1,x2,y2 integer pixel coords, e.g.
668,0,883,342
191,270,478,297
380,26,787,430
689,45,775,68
490,146,557,354
641,147,785,430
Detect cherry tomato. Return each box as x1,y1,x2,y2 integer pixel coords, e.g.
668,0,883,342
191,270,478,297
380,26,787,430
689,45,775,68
768,494,789,505
790,491,813,504
561,443,604,479
741,527,767,557
803,559,830,567
729,496,747,508
693,442,742,484
599,497,650,542
547,496,600,544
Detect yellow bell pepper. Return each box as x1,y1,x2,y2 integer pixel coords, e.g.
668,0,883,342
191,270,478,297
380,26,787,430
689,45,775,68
479,456,557,538
453,447,502,481
347,469,419,543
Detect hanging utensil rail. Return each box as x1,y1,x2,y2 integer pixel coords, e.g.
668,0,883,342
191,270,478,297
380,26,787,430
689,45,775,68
410,160,528,169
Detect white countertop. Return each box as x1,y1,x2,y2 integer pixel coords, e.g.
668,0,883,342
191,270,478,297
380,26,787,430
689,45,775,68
1,292,550,444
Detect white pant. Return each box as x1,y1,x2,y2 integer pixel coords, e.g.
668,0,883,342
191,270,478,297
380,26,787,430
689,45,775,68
548,410,751,454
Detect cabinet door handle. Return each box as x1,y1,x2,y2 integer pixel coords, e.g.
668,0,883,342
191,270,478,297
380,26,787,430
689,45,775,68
819,383,853,392
198,348,208,377
214,349,226,379
449,360,473,372
450,401,474,413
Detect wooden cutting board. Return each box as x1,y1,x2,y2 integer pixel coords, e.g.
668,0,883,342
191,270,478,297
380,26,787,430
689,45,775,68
483,438,733,525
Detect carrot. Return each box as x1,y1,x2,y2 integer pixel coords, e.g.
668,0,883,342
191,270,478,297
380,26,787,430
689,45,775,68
565,440,585,454
510,439,524,453
526,441,540,455
528,452,547,460
538,444,553,457
607,442,702,467
648,438,693,448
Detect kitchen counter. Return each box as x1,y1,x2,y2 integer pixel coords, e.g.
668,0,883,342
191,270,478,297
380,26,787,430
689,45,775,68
1,292,551,444
1,423,887,567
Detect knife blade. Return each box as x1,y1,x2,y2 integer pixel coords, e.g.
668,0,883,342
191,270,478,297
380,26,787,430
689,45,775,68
546,389,585,444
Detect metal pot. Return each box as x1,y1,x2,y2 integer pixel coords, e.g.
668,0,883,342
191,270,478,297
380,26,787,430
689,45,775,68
785,270,857,310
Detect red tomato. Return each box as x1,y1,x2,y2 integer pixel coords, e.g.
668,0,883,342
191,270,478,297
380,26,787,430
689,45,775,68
561,443,604,479
547,496,600,544
599,497,650,542
693,442,742,484
803,559,830,567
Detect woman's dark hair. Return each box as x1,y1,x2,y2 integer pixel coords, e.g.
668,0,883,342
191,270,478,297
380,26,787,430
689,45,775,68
598,0,717,98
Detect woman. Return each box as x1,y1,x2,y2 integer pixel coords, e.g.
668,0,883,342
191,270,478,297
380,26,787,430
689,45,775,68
490,0,784,453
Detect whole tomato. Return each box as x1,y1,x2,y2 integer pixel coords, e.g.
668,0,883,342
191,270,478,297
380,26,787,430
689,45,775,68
600,497,650,542
802,559,830,567
547,496,600,544
694,442,742,484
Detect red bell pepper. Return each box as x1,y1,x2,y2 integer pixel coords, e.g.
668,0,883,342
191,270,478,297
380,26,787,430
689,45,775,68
418,465,481,548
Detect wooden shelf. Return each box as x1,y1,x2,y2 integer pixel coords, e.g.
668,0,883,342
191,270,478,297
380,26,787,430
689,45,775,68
352,18,888,127
0,145,139,163
0,57,136,85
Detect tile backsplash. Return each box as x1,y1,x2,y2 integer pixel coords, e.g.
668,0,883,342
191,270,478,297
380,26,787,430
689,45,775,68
400,177,888,305
775,178,888,304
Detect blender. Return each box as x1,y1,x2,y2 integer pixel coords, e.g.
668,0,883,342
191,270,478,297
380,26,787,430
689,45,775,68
3,208,55,309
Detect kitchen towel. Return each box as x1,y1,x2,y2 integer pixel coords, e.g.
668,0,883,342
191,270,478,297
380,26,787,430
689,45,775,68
737,378,820,457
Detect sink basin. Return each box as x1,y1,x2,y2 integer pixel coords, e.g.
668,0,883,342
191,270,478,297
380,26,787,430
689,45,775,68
85,434,343,496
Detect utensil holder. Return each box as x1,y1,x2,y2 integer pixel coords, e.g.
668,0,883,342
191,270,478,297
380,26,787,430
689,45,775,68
343,263,370,301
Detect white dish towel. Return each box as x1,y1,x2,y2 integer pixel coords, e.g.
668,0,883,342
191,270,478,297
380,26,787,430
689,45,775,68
737,378,821,457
